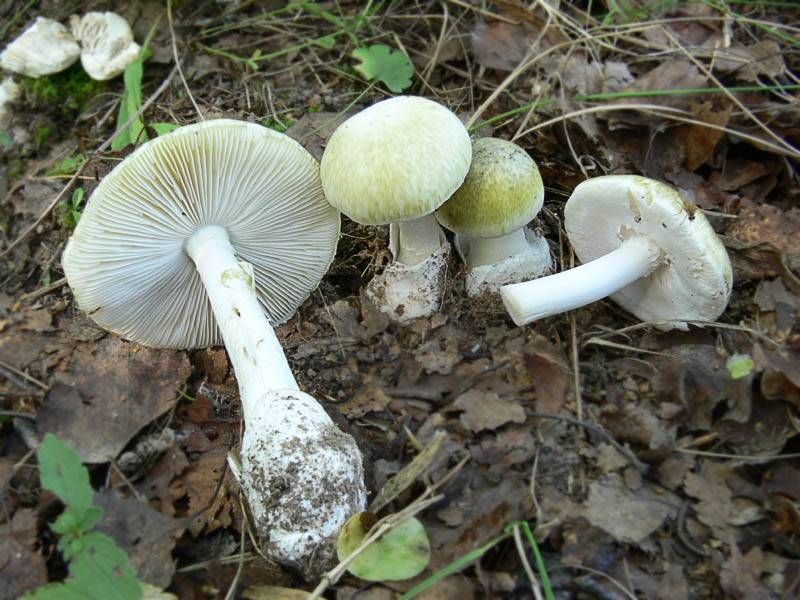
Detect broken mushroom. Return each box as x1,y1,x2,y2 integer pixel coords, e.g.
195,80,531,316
63,119,366,573
501,175,732,329
320,96,471,322
436,137,552,295
0,17,80,78
70,12,141,81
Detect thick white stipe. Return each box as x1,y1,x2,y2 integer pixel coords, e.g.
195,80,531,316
500,235,661,325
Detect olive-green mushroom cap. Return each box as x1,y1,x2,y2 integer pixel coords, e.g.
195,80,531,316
320,96,472,225
436,137,544,239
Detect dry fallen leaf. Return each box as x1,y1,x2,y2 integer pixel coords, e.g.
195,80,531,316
453,389,526,433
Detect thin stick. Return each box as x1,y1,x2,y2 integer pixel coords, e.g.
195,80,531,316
17,277,68,304
1,66,179,258
0,359,48,390
513,523,544,600
168,0,204,121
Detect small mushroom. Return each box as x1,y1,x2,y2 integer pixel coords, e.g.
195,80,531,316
436,137,551,295
0,17,80,78
0,77,19,127
320,96,471,322
70,12,141,81
501,175,732,330
63,120,366,573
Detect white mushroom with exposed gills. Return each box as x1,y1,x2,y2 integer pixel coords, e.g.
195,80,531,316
436,137,552,295
0,17,80,78
501,175,732,330
70,12,141,81
63,119,366,574
320,96,472,322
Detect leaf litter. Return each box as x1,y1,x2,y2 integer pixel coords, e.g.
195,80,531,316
1,1,799,598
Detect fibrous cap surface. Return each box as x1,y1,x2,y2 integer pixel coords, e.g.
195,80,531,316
63,119,340,349
0,17,80,78
437,137,544,238
320,96,471,225
565,175,732,326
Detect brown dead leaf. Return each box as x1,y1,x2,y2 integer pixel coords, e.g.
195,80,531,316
36,337,191,463
675,101,732,170
94,489,178,588
709,159,772,191
340,385,392,418
714,40,785,81
470,20,539,71
171,445,239,536
453,389,525,433
727,201,800,273
684,462,738,541
412,325,464,375
0,508,47,599
286,111,352,161
470,427,535,466
582,473,679,544
523,335,569,413
720,544,772,600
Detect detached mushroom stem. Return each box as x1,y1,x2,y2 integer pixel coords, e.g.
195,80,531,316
501,235,661,326
185,225,298,397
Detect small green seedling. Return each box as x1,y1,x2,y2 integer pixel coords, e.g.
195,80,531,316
48,153,85,177
0,131,11,149
59,187,85,230
727,354,755,380
24,433,142,600
337,512,430,581
111,53,147,150
352,44,414,93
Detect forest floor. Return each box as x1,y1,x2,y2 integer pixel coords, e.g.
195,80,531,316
1,1,799,599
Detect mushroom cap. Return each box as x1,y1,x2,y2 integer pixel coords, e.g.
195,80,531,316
565,175,732,325
63,119,340,349
436,137,544,239
70,12,141,81
319,96,471,225
0,17,80,78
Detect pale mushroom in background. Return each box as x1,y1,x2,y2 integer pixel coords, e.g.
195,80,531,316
70,12,141,81
0,77,19,128
501,175,732,330
320,96,472,322
0,17,80,78
436,137,551,295
63,119,366,574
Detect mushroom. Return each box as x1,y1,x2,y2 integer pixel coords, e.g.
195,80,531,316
0,77,19,128
70,12,141,81
63,119,366,573
0,17,80,78
436,137,551,295
500,175,732,329
320,96,471,322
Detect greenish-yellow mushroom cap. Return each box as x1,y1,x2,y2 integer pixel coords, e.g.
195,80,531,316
320,96,472,225
436,137,544,239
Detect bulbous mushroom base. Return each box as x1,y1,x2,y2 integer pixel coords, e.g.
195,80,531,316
239,389,367,577
455,229,552,296
364,241,450,323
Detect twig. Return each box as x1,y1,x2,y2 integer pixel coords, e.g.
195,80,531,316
17,277,68,304
524,409,649,474
1,65,179,258
0,359,48,390
513,523,544,600
677,500,710,557
168,0,204,121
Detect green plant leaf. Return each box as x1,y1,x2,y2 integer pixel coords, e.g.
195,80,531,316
151,122,179,136
37,433,93,517
112,53,148,151
0,131,10,149
727,354,754,379
47,154,85,176
337,512,430,581
352,44,413,93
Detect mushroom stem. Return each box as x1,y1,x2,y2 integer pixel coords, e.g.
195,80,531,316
394,213,445,266
500,235,662,326
460,228,532,269
186,225,298,409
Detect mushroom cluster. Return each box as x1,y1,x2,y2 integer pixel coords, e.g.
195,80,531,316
0,12,139,81
63,120,366,573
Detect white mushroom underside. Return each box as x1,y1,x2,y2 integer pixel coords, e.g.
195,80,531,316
566,176,732,328
71,12,141,80
63,119,340,348
0,17,80,77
